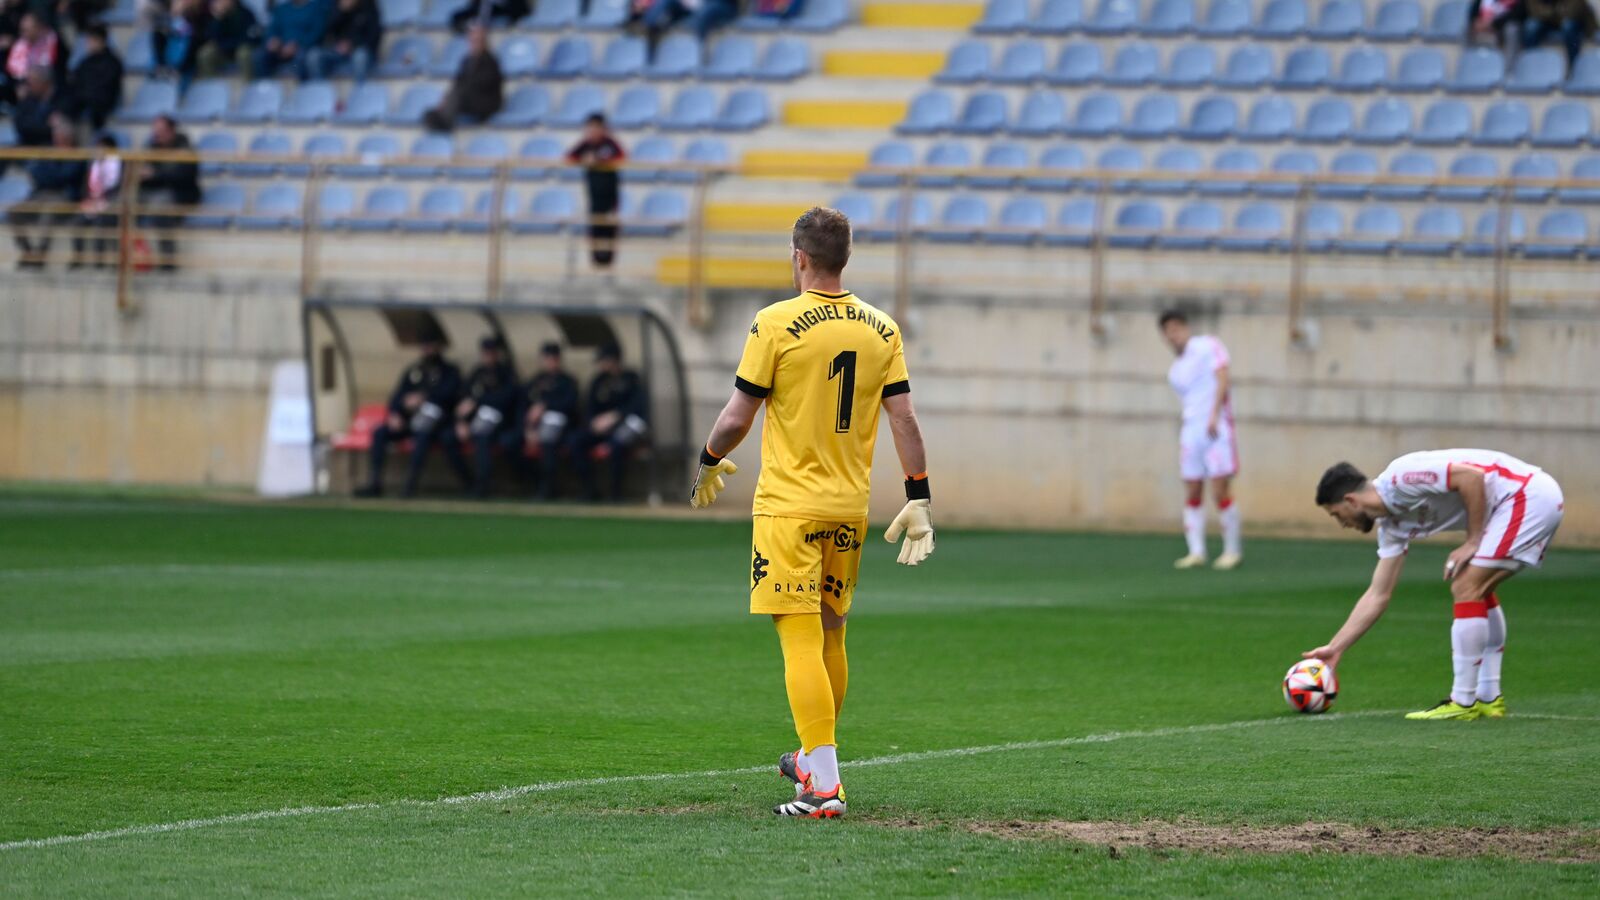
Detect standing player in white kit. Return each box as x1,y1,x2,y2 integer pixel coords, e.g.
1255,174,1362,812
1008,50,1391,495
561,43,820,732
1159,310,1242,570
1307,450,1565,720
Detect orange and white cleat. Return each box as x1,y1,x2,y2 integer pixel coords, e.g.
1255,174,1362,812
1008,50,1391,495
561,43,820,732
774,784,846,819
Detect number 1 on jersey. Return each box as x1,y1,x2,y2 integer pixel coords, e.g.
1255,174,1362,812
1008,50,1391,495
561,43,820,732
828,351,857,434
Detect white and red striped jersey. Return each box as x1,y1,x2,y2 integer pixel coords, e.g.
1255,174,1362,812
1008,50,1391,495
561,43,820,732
1167,335,1231,426
1373,449,1542,559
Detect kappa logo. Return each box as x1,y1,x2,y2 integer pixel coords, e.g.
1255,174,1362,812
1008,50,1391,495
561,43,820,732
802,525,862,552
1402,471,1439,485
751,545,770,589
750,321,760,336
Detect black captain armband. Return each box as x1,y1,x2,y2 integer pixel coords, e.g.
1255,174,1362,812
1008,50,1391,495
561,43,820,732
905,473,931,502
701,444,724,466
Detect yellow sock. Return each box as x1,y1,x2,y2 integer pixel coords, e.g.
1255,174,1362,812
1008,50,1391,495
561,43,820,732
773,613,835,752
823,622,847,718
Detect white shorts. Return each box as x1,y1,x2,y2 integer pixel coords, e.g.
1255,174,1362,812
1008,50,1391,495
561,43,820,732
1178,415,1239,482
1473,471,1564,571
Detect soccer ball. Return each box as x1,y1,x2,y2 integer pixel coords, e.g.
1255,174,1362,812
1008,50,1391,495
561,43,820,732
1283,659,1338,714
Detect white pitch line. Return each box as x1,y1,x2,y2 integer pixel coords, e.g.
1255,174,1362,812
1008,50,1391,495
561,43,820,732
4,709,1594,853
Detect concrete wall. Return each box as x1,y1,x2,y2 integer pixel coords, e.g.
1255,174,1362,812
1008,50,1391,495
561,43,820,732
2,273,1597,545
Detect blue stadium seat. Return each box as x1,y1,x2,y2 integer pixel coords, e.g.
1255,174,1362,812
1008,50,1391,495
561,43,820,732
1105,41,1160,86
971,142,1031,188
580,0,629,30
378,35,432,77
190,183,247,229
716,88,770,131
1510,153,1561,201
429,36,468,77
280,82,336,125
703,36,756,80
1277,45,1331,90
332,133,401,178
593,35,647,80
175,80,229,124
395,134,454,179
1416,98,1472,145
959,90,1014,132
1368,0,1421,39
237,183,303,230
1425,0,1469,40
758,38,810,81
461,188,521,234
1474,100,1532,146
459,134,512,179
1125,93,1180,139
925,195,990,243
1255,0,1307,38
992,196,1049,244
919,141,971,188
792,0,850,31
1526,210,1588,259
1394,47,1446,92
513,135,566,180
383,84,443,130
994,40,1048,83
380,0,421,27
1217,44,1272,89
829,193,878,231
1375,151,1438,201
1447,47,1505,93
1220,203,1286,251
1144,0,1195,35
1339,205,1403,253
1023,144,1088,191
1567,51,1600,95
524,0,578,29
349,185,409,232
1239,96,1295,141
1438,153,1499,201
303,132,346,164
862,195,933,241
899,90,956,134
647,34,701,79
1507,48,1565,94
661,87,717,131
102,0,137,25
1331,46,1388,92
1181,95,1237,140
1014,90,1068,135
1064,92,1121,137
336,83,390,125
1317,150,1379,199
1030,0,1086,33
1199,146,1260,196
493,85,551,128
1302,204,1343,252
858,141,914,188
624,136,674,183
936,39,990,84
1148,146,1203,194
1353,97,1412,145
116,81,178,123
1109,200,1163,248
1398,206,1464,255
1296,97,1354,143
1197,0,1252,35
236,131,295,177
1261,149,1317,197
1162,43,1216,87
1308,0,1363,38
1085,0,1141,34
1463,208,1525,256
1161,201,1223,250
1048,42,1104,85
1045,197,1099,246
612,85,662,130
1558,156,1600,204
402,186,466,233
542,36,592,78
196,131,238,176
627,190,689,237
123,31,154,73
513,188,579,235
677,137,729,182
1531,101,1592,147
499,36,541,78
549,85,607,128
1095,144,1144,191
975,0,1029,33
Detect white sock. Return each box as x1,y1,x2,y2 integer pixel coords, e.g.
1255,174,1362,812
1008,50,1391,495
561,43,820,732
1183,505,1205,558
1450,615,1489,706
1478,605,1506,702
807,745,840,793
795,748,811,777
1219,503,1242,557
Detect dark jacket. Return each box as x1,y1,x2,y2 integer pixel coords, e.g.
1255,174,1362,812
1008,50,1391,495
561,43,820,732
266,0,330,49
1526,0,1598,31
25,156,87,198
387,355,463,415
69,47,123,126
11,88,59,146
143,132,201,205
460,361,520,419
206,3,261,53
587,370,647,420
450,50,502,121
326,0,381,53
524,370,579,419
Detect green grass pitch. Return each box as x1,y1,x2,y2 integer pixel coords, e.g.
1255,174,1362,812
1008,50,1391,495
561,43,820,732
2,492,1597,896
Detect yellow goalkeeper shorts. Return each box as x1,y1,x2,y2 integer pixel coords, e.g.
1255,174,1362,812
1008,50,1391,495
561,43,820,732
749,515,867,616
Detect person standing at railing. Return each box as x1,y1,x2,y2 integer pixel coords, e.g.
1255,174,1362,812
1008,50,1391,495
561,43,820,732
138,114,200,272
567,113,625,271
10,115,85,271
66,24,123,131
70,133,121,270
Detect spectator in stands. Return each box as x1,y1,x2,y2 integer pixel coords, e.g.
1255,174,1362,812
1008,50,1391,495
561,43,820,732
3,12,66,104
61,0,114,33
521,342,580,500
138,114,200,272
67,24,123,130
453,335,521,498
10,115,85,270
567,343,648,502
640,0,737,57
355,328,471,498
422,22,501,132
567,113,625,270
1522,0,1597,70
254,0,329,81
11,65,61,147
447,0,527,32
309,0,381,82
157,0,209,87
139,0,172,63
71,133,121,269
196,0,261,79
1467,0,1527,51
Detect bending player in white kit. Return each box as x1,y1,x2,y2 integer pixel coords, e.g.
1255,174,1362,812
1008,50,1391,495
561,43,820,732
1159,310,1242,570
1306,450,1565,720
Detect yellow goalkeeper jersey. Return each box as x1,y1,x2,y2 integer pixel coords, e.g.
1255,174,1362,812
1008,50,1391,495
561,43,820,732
734,289,911,521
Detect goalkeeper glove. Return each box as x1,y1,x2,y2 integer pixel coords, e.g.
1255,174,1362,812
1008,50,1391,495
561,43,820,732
690,445,738,509
884,475,935,566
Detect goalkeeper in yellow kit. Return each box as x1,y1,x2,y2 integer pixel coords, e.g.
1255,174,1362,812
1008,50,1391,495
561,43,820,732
689,206,935,819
